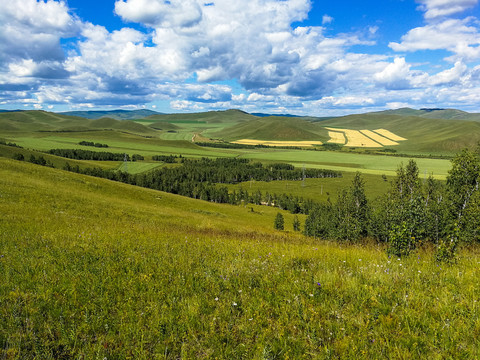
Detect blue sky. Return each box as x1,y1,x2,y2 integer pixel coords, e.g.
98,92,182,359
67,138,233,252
1,0,480,115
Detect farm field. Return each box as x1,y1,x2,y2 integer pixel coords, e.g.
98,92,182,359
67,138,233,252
1,128,452,179
239,149,451,179
1,158,480,358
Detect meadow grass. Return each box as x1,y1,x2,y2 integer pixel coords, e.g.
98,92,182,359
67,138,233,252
1,158,479,359
3,128,453,179
116,161,163,174
225,172,393,203
239,150,452,179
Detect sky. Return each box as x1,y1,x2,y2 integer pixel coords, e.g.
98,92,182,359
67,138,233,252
1,0,480,116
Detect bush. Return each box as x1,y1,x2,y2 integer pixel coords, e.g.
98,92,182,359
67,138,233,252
387,222,416,258
274,213,284,230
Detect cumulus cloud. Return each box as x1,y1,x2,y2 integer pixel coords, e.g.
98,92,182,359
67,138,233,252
427,61,468,85
389,18,480,62
0,0,79,65
322,14,334,25
115,0,203,28
416,0,478,20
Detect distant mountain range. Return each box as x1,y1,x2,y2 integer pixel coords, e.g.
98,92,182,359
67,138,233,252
59,109,161,120
372,107,480,121
1,107,479,121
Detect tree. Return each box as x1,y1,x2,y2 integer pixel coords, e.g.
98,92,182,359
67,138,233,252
333,172,369,241
13,153,24,161
274,212,284,230
293,215,301,232
446,148,480,244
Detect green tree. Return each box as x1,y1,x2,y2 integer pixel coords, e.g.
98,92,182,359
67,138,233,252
274,212,284,231
447,148,480,243
293,215,301,232
333,172,369,241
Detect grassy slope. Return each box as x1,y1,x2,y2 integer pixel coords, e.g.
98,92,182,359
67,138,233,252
212,116,329,141
376,107,480,121
145,109,256,123
225,172,394,203
1,158,480,358
320,114,480,154
0,111,157,136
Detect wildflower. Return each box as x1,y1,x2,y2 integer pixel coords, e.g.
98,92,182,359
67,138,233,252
233,302,237,306
317,282,321,287
309,294,314,297
214,297,218,301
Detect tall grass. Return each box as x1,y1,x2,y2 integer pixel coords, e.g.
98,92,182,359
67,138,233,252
1,158,479,359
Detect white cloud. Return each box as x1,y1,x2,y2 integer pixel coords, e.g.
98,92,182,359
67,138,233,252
115,0,203,28
389,18,480,62
428,61,468,85
322,14,334,25
0,0,79,65
416,0,478,20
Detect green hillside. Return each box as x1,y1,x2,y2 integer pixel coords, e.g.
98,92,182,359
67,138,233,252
375,107,480,121
0,111,158,136
321,113,480,154
60,109,160,120
2,158,480,358
145,109,256,123
212,116,329,141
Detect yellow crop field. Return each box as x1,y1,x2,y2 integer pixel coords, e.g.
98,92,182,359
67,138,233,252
325,128,407,147
325,128,382,147
327,131,346,144
360,130,399,146
233,139,323,147
374,129,407,141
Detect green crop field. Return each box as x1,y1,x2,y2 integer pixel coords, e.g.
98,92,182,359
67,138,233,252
1,158,480,358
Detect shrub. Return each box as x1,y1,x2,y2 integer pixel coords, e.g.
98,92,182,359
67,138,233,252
274,212,284,230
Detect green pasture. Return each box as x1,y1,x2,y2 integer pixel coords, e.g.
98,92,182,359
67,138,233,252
3,129,453,179
1,158,480,358
226,172,393,203
239,149,452,179
116,161,162,174
4,131,237,158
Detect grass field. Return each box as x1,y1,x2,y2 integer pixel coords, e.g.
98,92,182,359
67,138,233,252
225,172,393,203
116,161,163,174
239,150,452,179
1,158,480,358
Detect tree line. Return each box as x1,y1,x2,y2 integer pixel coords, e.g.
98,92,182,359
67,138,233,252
46,149,144,161
78,141,109,148
303,149,480,261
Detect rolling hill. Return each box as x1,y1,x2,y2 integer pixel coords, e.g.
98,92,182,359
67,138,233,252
373,107,480,121
59,109,160,120
0,110,158,136
319,113,480,153
145,109,256,123
211,116,329,141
